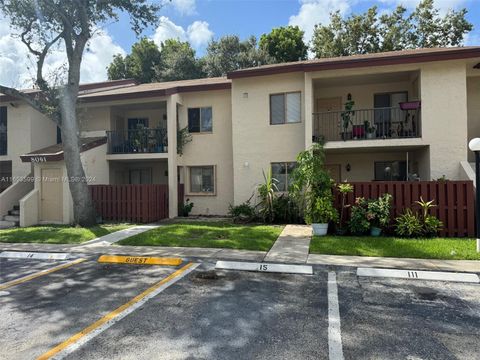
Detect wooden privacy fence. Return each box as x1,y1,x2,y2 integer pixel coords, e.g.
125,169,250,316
333,181,475,238
89,184,168,223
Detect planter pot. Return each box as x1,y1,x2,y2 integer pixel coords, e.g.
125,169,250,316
312,223,329,236
370,226,382,237
366,132,375,139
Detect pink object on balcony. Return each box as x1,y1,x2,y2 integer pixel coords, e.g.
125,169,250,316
399,101,421,110
352,125,365,138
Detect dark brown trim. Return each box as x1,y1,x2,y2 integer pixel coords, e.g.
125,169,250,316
79,79,137,91
228,48,480,79
79,82,231,103
20,137,107,163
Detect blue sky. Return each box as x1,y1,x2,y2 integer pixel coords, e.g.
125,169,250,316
0,0,479,87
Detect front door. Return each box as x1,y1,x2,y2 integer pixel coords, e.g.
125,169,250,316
40,168,63,222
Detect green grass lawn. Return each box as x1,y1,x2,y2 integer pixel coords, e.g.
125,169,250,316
0,224,132,244
310,236,480,260
118,221,284,251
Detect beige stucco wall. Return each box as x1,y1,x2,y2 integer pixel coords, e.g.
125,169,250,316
467,76,480,162
81,143,109,185
231,73,306,206
1,104,56,180
177,89,233,215
420,60,468,180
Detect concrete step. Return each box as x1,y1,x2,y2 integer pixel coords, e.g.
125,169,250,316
0,220,16,229
8,209,20,216
3,215,19,224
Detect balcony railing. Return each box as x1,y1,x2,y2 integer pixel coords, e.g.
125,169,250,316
0,132,6,155
313,107,420,143
107,128,167,154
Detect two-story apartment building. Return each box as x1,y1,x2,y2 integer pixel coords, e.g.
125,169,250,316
1,47,480,227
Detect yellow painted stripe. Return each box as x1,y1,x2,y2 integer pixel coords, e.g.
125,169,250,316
97,255,182,266
37,262,194,360
0,258,86,291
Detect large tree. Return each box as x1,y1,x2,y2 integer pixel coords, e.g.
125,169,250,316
107,37,161,83
202,35,272,77
259,25,308,62
154,39,204,82
311,0,473,58
0,0,160,226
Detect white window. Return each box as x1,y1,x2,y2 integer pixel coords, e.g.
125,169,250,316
189,166,215,194
270,92,301,124
188,107,213,133
271,162,296,192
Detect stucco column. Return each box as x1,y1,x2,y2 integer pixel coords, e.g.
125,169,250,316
167,94,179,218
304,72,313,149
420,62,468,180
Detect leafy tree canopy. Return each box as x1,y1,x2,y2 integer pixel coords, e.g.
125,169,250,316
155,39,204,82
107,37,161,83
259,25,308,62
311,0,473,58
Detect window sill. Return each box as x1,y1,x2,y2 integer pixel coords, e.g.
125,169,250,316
189,131,213,135
186,192,216,197
269,121,302,126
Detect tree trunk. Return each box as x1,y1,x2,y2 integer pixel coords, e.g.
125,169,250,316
60,87,97,226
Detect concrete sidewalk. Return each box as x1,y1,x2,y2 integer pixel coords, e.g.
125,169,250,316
75,224,160,248
263,224,312,264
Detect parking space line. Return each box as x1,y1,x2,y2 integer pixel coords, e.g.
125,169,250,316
0,258,86,291
37,262,199,360
328,272,344,360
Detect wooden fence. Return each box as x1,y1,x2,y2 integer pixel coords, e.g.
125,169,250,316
333,181,475,238
90,184,168,223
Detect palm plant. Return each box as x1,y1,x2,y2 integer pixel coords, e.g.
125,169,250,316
257,169,278,223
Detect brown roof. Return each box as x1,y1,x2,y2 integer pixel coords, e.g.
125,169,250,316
20,137,106,162
228,47,480,79
78,77,231,103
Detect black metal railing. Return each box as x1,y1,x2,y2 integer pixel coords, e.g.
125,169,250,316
0,132,6,155
313,107,421,143
107,128,168,154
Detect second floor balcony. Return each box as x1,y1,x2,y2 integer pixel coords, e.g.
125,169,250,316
313,105,421,144
107,128,168,154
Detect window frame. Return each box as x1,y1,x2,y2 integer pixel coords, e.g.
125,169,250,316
269,91,302,125
187,165,216,196
187,106,213,134
271,161,296,192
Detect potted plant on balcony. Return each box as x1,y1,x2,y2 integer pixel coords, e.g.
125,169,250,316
340,94,355,141
305,194,338,236
364,121,376,139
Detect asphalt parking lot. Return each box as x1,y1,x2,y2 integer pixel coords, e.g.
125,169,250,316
0,255,479,360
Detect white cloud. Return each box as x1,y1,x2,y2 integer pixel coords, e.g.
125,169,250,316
187,21,214,49
289,0,351,42
0,15,125,87
170,0,196,16
152,16,213,51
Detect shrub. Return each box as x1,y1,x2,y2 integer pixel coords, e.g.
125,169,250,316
395,209,423,237
229,197,256,223
179,198,194,217
337,182,353,231
366,193,392,229
423,215,443,237
272,193,302,224
257,169,278,223
349,197,370,235
305,194,338,224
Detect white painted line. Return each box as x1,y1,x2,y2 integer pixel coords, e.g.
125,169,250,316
357,267,479,283
0,251,72,261
215,261,313,275
48,263,199,360
328,272,344,360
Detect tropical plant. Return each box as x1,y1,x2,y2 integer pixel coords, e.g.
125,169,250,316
257,169,278,223
272,193,302,224
364,120,376,134
415,196,436,219
395,209,423,237
305,194,338,225
348,197,370,235
337,182,353,232
177,126,192,155
367,193,392,229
